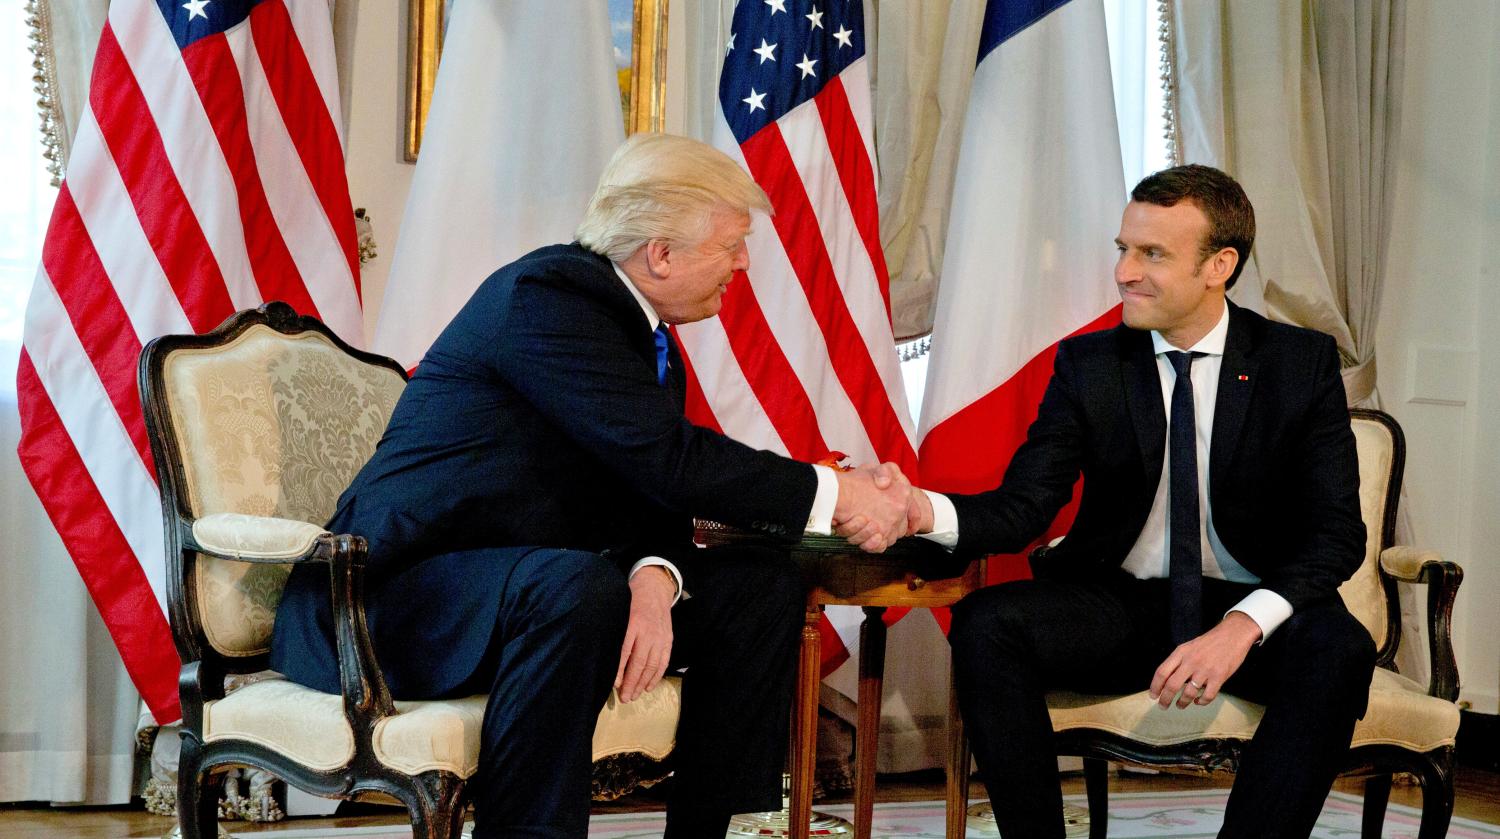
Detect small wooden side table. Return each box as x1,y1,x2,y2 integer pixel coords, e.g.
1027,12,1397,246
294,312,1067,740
700,528,983,839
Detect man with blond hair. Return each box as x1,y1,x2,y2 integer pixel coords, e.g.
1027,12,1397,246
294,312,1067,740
271,133,911,838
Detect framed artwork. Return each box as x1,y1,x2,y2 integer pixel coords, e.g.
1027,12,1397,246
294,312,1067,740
404,0,668,162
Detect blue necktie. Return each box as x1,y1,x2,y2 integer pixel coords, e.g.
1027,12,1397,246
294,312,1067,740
1166,351,1204,645
653,325,670,385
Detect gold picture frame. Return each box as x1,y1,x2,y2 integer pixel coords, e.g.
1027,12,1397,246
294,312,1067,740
403,0,669,162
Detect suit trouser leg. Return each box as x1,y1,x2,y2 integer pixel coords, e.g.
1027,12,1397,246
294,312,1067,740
1217,598,1376,839
948,576,1166,839
661,545,804,837
465,549,631,839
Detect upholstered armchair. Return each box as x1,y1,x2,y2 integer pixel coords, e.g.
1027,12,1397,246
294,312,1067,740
1042,409,1462,839
140,303,681,839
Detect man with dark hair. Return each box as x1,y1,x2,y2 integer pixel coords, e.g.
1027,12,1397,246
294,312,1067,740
905,164,1374,837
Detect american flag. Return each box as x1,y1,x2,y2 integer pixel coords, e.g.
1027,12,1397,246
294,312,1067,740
673,0,916,672
16,0,362,724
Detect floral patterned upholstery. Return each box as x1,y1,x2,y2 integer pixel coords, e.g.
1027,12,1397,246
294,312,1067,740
161,325,405,658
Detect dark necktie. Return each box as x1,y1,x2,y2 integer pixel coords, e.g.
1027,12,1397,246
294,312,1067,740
1166,350,1204,646
653,325,670,385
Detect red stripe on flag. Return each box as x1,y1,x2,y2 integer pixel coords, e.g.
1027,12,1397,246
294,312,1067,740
818,612,850,677
670,326,725,434
91,26,236,334
16,352,181,724
920,305,1123,591
248,0,360,293
40,188,157,481
179,34,321,319
739,125,918,475
813,77,891,317
716,273,831,461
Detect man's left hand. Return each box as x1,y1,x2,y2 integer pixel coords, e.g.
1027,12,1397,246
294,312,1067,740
1148,611,1262,709
616,566,676,702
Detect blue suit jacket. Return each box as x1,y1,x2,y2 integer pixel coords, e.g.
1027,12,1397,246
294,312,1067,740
271,243,817,695
947,303,1365,612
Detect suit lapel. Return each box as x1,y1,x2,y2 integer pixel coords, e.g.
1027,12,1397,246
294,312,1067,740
1119,326,1166,489
1210,304,1259,485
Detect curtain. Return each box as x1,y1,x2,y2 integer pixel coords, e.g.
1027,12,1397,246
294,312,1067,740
1170,0,1406,408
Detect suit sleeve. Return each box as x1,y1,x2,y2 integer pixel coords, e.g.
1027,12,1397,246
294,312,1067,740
493,279,817,538
946,341,1090,556
1257,335,1365,610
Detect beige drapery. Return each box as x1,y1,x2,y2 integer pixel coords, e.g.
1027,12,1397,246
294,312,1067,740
1170,0,1406,409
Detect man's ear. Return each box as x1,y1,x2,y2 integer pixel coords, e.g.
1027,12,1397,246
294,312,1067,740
1204,246,1237,290
644,238,672,279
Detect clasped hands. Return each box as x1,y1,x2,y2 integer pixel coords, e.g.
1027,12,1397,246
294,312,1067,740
832,462,933,553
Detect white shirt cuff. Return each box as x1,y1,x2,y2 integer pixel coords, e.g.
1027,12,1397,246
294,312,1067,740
917,490,959,548
806,464,838,534
1225,589,1293,642
628,557,686,605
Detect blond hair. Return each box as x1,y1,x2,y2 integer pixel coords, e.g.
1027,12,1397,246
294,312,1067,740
576,133,771,262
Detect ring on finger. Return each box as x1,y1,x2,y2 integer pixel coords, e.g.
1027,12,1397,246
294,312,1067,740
1187,679,1206,691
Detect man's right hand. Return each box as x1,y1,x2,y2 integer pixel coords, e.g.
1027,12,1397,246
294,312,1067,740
832,462,913,552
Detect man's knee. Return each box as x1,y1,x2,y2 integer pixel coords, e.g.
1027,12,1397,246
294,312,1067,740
526,550,630,634
1273,605,1376,704
949,581,1038,662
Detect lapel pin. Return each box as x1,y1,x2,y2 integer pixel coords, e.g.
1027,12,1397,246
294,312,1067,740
1238,374,1249,381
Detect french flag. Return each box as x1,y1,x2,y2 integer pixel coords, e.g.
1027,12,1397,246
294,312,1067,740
917,0,1126,586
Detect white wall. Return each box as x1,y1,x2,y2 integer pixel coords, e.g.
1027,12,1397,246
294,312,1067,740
1379,0,1500,712
341,0,417,345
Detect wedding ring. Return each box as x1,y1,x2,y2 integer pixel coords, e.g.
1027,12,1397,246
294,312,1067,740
1187,679,1205,690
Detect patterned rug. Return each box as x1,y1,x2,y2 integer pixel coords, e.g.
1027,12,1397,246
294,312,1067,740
225,791,1500,838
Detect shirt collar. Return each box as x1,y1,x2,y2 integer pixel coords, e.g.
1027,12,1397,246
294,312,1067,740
613,262,661,332
1151,303,1229,357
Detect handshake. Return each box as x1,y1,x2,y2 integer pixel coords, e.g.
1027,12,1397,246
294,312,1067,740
831,463,935,553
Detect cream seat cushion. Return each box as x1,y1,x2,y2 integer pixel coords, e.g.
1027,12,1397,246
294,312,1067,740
1048,667,1458,752
203,676,683,778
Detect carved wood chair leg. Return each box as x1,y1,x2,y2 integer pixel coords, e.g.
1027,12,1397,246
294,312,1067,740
1414,753,1456,839
176,740,223,839
1361,774,1392,838
1083,758,1109,839
407,773,468,839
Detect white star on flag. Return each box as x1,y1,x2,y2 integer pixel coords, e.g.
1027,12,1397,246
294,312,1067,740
806,7,824,30
764,0,787,14
726,32,736,53
742,87,767,112
832,25,853,48
796,53,818,79
753,38,778,64
182,0,210,20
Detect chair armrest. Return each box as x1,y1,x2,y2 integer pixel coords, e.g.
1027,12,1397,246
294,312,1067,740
1379,546,1464,702
187,513,330,562
182,513,398,727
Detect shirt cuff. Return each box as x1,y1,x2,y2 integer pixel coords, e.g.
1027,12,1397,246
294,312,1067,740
628,557,686,605
806,464,838,535
1225,589,1293,642
917,490,959,548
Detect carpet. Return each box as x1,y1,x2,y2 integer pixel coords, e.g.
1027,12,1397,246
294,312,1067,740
224,791,1500,838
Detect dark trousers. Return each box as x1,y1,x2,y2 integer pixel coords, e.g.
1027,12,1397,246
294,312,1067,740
440,545,802,839
948,572,1376,839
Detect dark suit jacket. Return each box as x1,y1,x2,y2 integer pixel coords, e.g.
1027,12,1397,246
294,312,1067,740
271,243,816,694
947,303,1364,612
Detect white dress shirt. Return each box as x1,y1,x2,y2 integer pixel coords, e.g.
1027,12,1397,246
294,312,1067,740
612,264,840,604
918,306,1292,641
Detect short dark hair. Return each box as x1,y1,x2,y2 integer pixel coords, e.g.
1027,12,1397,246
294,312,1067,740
1130,164,1256,290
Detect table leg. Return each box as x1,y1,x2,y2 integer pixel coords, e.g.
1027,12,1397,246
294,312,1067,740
788,604,822,839
852,606,887,839
944,671,971,839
